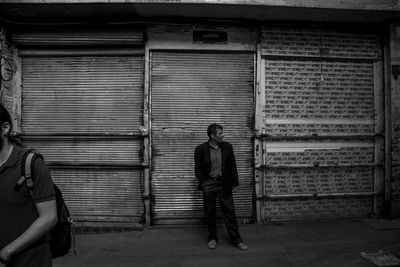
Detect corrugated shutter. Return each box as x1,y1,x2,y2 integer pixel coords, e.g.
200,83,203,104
21,56,143,134
21,54,145,225
151,51,254,225
259,26,382,222
11,28,143,47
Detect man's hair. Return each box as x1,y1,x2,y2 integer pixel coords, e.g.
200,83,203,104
207,123,223,138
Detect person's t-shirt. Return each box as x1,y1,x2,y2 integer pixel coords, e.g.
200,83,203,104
0,145,55,267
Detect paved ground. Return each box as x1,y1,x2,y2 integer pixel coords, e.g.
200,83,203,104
54,219,400,267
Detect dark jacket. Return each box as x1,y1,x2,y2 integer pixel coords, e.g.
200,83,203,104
194,141,239,191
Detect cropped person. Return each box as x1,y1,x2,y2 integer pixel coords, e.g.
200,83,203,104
0,104,57,266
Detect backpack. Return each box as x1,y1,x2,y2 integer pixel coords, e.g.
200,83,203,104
14,149,74,258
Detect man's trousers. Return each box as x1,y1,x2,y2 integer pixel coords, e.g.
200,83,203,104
202,180,242,244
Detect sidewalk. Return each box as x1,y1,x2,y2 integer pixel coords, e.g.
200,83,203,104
54,219,400,267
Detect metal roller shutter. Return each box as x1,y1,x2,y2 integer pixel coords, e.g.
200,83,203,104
21,54,145,226
11,28,143,47
259,26,383,222
151,51,255,225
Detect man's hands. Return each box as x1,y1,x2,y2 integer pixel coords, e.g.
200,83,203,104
0,246,11,266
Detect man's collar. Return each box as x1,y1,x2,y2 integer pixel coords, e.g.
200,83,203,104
208,140,220,150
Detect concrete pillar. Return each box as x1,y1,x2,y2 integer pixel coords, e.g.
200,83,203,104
389,22,400,218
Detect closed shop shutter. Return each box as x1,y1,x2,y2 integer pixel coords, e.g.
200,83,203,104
259,26,383,221
151,51,255,225
21,54,145,226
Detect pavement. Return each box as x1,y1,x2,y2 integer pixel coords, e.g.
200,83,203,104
53,219,400,267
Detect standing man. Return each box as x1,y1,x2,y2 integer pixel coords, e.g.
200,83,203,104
194,123,248,250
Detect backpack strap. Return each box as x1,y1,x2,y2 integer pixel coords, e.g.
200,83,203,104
14,149,42,192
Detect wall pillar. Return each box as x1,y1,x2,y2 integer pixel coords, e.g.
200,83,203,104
389,22,400,218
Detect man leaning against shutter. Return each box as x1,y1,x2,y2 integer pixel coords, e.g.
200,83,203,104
194,123,248,251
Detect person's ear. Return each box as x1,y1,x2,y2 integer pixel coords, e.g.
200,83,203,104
1,122,11,136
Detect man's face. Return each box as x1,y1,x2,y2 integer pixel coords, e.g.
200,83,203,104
211,128,224,143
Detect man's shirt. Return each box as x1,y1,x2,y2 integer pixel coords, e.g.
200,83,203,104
209,141,222,178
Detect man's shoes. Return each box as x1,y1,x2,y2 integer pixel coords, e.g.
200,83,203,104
208,239,217,249
236,242,248,251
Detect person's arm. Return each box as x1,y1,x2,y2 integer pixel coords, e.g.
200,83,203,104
0,256,7,266
0,199,57,263
195,146,206,189
229,144,239,188
1,155,57,264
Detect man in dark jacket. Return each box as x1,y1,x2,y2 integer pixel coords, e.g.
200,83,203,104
194,123,248,250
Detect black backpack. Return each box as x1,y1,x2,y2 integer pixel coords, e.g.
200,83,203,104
14,149,74,258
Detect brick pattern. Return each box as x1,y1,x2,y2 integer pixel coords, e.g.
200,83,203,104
261,27,381,59
264,146,374,167
259,26,380,221
265,167,374,195
264,60,374,136
264,197,373,221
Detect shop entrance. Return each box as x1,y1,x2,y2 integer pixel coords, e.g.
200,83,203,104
150,51,255,225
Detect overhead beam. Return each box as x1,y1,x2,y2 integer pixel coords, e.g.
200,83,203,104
0,0,399,11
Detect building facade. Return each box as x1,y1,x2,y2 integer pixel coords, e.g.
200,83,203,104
0,0,399,228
